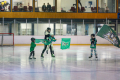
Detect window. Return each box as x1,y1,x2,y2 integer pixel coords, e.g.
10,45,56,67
55,19,96,36
0,23,9,33
78,0,97,13
11,19,33,35
55,23,67,35
12,0,33,12
0,0,11,12
60,19,72,35
12,23,19,35
71,20,77,35
34,19,54,35
34,23,54,35
1,18,10,33
12,23,32,35
76,20,84,35
35,0,55,12
57,0,77,12
99,0,116,13
20,23,32,35
84,19,96,35
0,18,15,34
55,19,77,35
96,19,116,34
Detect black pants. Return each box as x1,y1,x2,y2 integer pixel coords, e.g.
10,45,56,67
79,2,82,7
29,51,35,57
42,44,53,55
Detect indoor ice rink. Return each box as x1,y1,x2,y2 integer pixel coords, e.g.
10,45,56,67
0,46,120,80
0,0,120,80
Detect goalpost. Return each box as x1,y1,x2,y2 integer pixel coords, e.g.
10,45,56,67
0,33,14,46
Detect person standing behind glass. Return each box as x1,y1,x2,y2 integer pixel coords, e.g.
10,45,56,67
4,1,9,11
42,3,46,12
47,3,51,12
78,0,82,7
18,3,23,11
73,0,82,8
105,6,109,13
1,5,5,11
4,1,8,6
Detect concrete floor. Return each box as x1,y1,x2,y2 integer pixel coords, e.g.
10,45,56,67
0,46,120,80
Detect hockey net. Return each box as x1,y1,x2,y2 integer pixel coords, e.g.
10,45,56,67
0,33,14,46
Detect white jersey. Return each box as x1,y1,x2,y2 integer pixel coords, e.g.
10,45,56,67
44,30,53,40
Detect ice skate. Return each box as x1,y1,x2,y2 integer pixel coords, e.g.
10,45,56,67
51,54,55,57
89,55,92,58
41,54,44,58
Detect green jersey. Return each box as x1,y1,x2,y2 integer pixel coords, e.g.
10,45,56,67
30,42,36,52
90,38,97,49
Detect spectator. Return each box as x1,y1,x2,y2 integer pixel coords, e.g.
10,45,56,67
105,6,109,13
4,1,8,6
47,3,51,12
42,3,46,12
4,1,9,11
78,0,82,7
73,0,82,8
1,5,5,11
118,7,120,13
18,3,23,11
1,2,4,6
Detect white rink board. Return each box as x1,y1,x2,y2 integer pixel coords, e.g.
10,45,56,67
14,36,116,44
0,36,13,45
